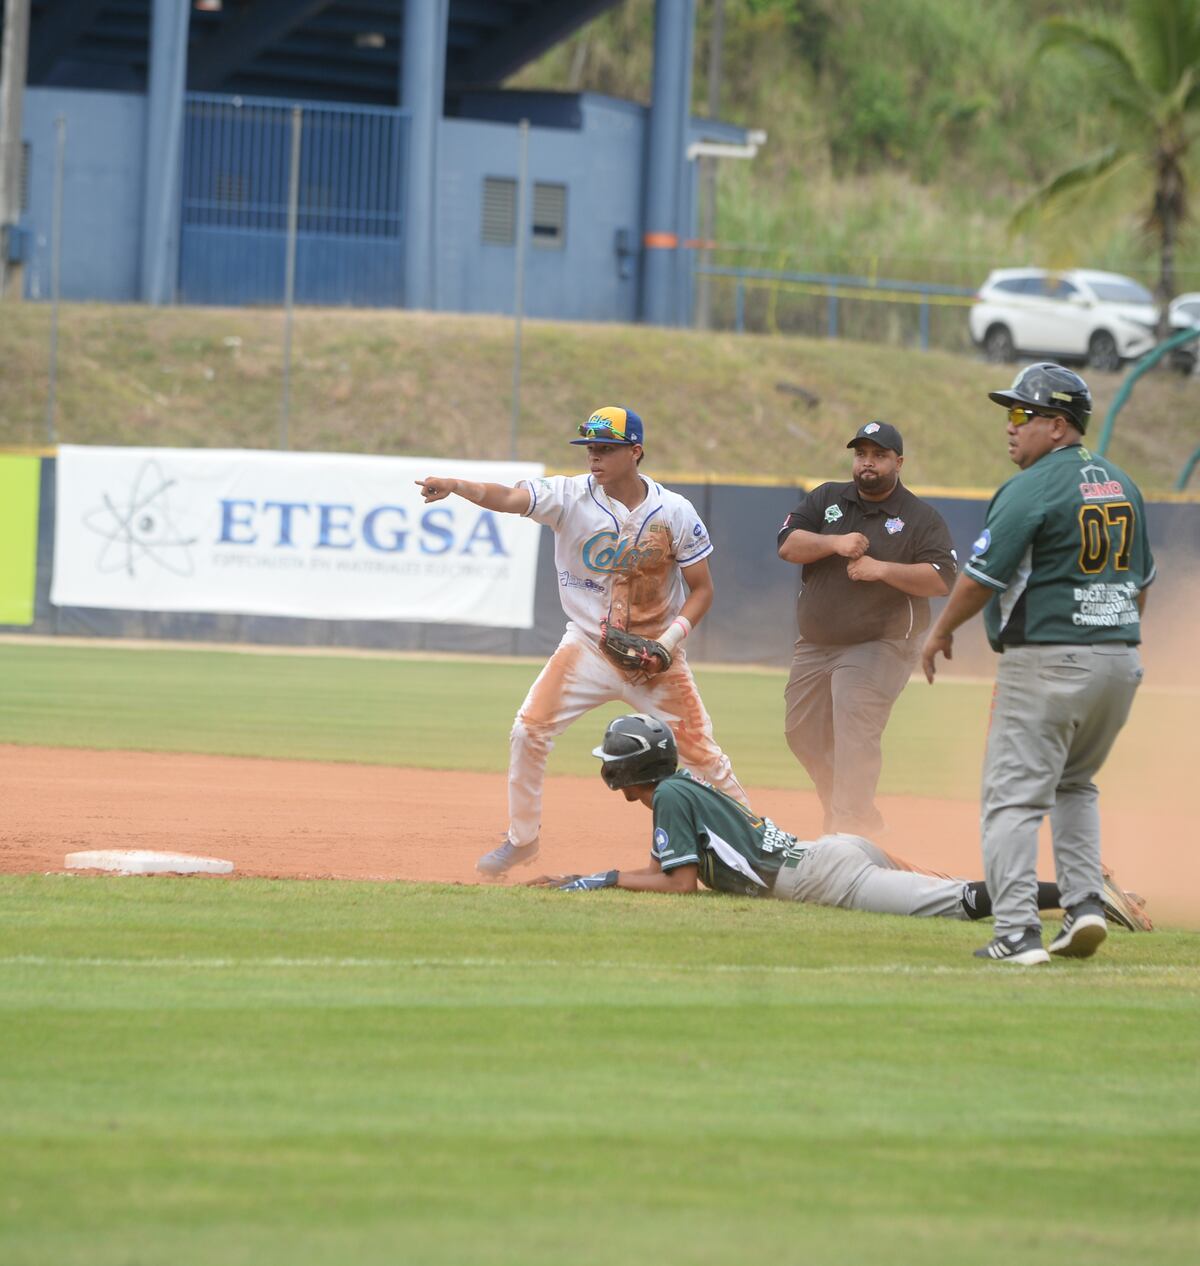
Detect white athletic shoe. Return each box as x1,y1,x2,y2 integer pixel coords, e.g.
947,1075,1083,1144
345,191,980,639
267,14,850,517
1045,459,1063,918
476,836,540,878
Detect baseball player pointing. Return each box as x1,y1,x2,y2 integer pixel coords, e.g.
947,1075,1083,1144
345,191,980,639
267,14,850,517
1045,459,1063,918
417,406,746,877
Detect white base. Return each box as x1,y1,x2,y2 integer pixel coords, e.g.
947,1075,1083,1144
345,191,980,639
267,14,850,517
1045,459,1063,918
65,850,234,876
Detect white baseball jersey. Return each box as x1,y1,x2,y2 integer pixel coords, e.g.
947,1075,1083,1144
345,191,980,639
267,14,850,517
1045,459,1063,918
519,473,713,639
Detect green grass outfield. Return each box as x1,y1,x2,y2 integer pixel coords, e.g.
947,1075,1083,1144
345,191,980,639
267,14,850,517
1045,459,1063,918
2,876,1198,1266
1,639,1196,1262
0,640,1184,801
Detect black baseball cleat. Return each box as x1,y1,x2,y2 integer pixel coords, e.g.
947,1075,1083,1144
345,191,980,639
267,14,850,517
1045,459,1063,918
973,927,1050,966
1049,899,1108,958
476,836,540,879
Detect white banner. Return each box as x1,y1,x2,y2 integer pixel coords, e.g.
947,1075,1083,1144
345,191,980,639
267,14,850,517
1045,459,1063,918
51,447,545,627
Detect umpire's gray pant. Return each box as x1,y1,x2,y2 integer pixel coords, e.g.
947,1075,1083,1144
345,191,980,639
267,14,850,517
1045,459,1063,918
981,644,1143,936
783,637,917,835
772,835,968,918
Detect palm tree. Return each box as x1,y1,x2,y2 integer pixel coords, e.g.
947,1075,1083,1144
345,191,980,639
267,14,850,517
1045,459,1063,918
1012,0,1200,336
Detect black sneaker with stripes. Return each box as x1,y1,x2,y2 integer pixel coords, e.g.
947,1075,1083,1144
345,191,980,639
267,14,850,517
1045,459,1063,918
1048,900,1108,958
973,926,1050,966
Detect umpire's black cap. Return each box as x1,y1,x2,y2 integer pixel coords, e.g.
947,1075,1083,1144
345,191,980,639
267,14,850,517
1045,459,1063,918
847,421,903,455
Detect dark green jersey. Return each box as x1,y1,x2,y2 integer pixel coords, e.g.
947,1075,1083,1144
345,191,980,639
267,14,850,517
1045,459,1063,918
650,770,806,896
964,444,1156,650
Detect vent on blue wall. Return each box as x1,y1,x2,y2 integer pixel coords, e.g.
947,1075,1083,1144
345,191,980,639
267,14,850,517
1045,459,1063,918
482,177,516,245
532,182,566,250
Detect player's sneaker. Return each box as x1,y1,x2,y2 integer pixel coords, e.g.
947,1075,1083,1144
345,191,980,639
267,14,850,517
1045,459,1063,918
1048,899,1108,958
1101,864,1154,932
476,836,540,878
973,927,1050,966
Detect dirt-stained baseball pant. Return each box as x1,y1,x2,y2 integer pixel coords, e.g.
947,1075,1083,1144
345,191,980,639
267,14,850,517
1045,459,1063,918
981,644,1143,936
772,834,968,918
507,624,747,847
783,636,918,835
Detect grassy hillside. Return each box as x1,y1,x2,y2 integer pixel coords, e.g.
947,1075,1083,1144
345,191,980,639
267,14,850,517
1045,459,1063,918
1,302,1196,493
512,0,1200,291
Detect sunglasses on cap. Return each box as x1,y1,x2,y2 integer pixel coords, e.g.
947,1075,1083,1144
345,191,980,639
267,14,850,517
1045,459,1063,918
577,417,630,442
1006,405,1058,427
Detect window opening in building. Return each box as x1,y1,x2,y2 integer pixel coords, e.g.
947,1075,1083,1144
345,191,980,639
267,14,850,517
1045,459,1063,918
482,177,516,245
532,182,566,249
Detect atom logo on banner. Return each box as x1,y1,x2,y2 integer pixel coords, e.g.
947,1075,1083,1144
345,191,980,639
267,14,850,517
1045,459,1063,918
83,459,198,577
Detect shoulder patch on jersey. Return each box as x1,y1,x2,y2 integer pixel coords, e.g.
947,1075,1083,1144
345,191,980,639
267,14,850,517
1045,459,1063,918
972,528,991,554
693,522,704,537
653,827,670,854
824,505,844,524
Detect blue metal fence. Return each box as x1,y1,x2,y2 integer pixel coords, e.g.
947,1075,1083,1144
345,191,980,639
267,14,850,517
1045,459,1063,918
696,263,977,350
179,93,409,307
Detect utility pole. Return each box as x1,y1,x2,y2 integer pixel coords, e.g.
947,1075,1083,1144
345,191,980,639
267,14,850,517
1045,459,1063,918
280,105,302,451
695,0,724,330
0,0,31,300
510,118,529,459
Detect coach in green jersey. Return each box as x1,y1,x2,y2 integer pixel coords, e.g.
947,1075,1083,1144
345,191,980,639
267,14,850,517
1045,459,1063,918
526,714,1153,935
922,363,1154,966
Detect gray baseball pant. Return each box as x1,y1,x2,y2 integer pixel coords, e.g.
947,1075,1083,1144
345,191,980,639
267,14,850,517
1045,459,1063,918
981,644,1143,936
783,637,918,835
772,835,968,918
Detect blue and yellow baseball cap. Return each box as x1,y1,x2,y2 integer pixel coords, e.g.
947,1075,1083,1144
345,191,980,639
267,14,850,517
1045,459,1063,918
570,405,644,446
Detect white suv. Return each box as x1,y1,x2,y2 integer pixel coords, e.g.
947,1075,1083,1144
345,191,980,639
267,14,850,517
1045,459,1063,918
969,267,1158,371
1168,292,1200,374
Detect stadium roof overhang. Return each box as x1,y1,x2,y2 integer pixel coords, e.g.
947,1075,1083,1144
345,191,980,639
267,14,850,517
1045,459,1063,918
11,0,623,103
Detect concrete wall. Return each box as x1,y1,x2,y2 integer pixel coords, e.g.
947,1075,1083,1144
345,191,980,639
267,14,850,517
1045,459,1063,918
437,95,645,322
21,87,147,302
16,86,715,321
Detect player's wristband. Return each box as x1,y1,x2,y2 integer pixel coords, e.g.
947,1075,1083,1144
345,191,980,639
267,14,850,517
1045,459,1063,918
658,616,692,654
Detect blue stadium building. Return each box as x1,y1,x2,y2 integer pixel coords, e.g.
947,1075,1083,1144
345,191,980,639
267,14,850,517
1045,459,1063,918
3,0,751,324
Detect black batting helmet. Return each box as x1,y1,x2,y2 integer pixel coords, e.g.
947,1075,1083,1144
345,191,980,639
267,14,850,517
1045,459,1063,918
987,362,1093,433
591,714,678,789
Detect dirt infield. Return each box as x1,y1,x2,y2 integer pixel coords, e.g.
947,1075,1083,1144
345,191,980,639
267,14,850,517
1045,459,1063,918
2,744,1194,925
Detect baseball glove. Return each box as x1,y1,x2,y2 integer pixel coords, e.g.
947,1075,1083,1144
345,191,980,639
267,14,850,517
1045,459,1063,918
599,620,672,676
557,870,619,891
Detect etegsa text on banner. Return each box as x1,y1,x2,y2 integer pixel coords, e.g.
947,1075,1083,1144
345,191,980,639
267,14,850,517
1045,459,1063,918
50,446,544,628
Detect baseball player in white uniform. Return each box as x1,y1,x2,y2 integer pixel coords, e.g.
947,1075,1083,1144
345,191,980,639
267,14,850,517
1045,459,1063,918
417,405,747,877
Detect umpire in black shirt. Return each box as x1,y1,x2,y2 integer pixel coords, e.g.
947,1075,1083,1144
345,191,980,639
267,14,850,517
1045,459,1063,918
778,422,957,835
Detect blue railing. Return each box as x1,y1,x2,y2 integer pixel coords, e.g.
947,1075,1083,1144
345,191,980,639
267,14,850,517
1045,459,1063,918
180,93,410,307
695,264,977,349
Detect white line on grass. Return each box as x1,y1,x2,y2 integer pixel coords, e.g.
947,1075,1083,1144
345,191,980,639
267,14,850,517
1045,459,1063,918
0,955,1195,979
